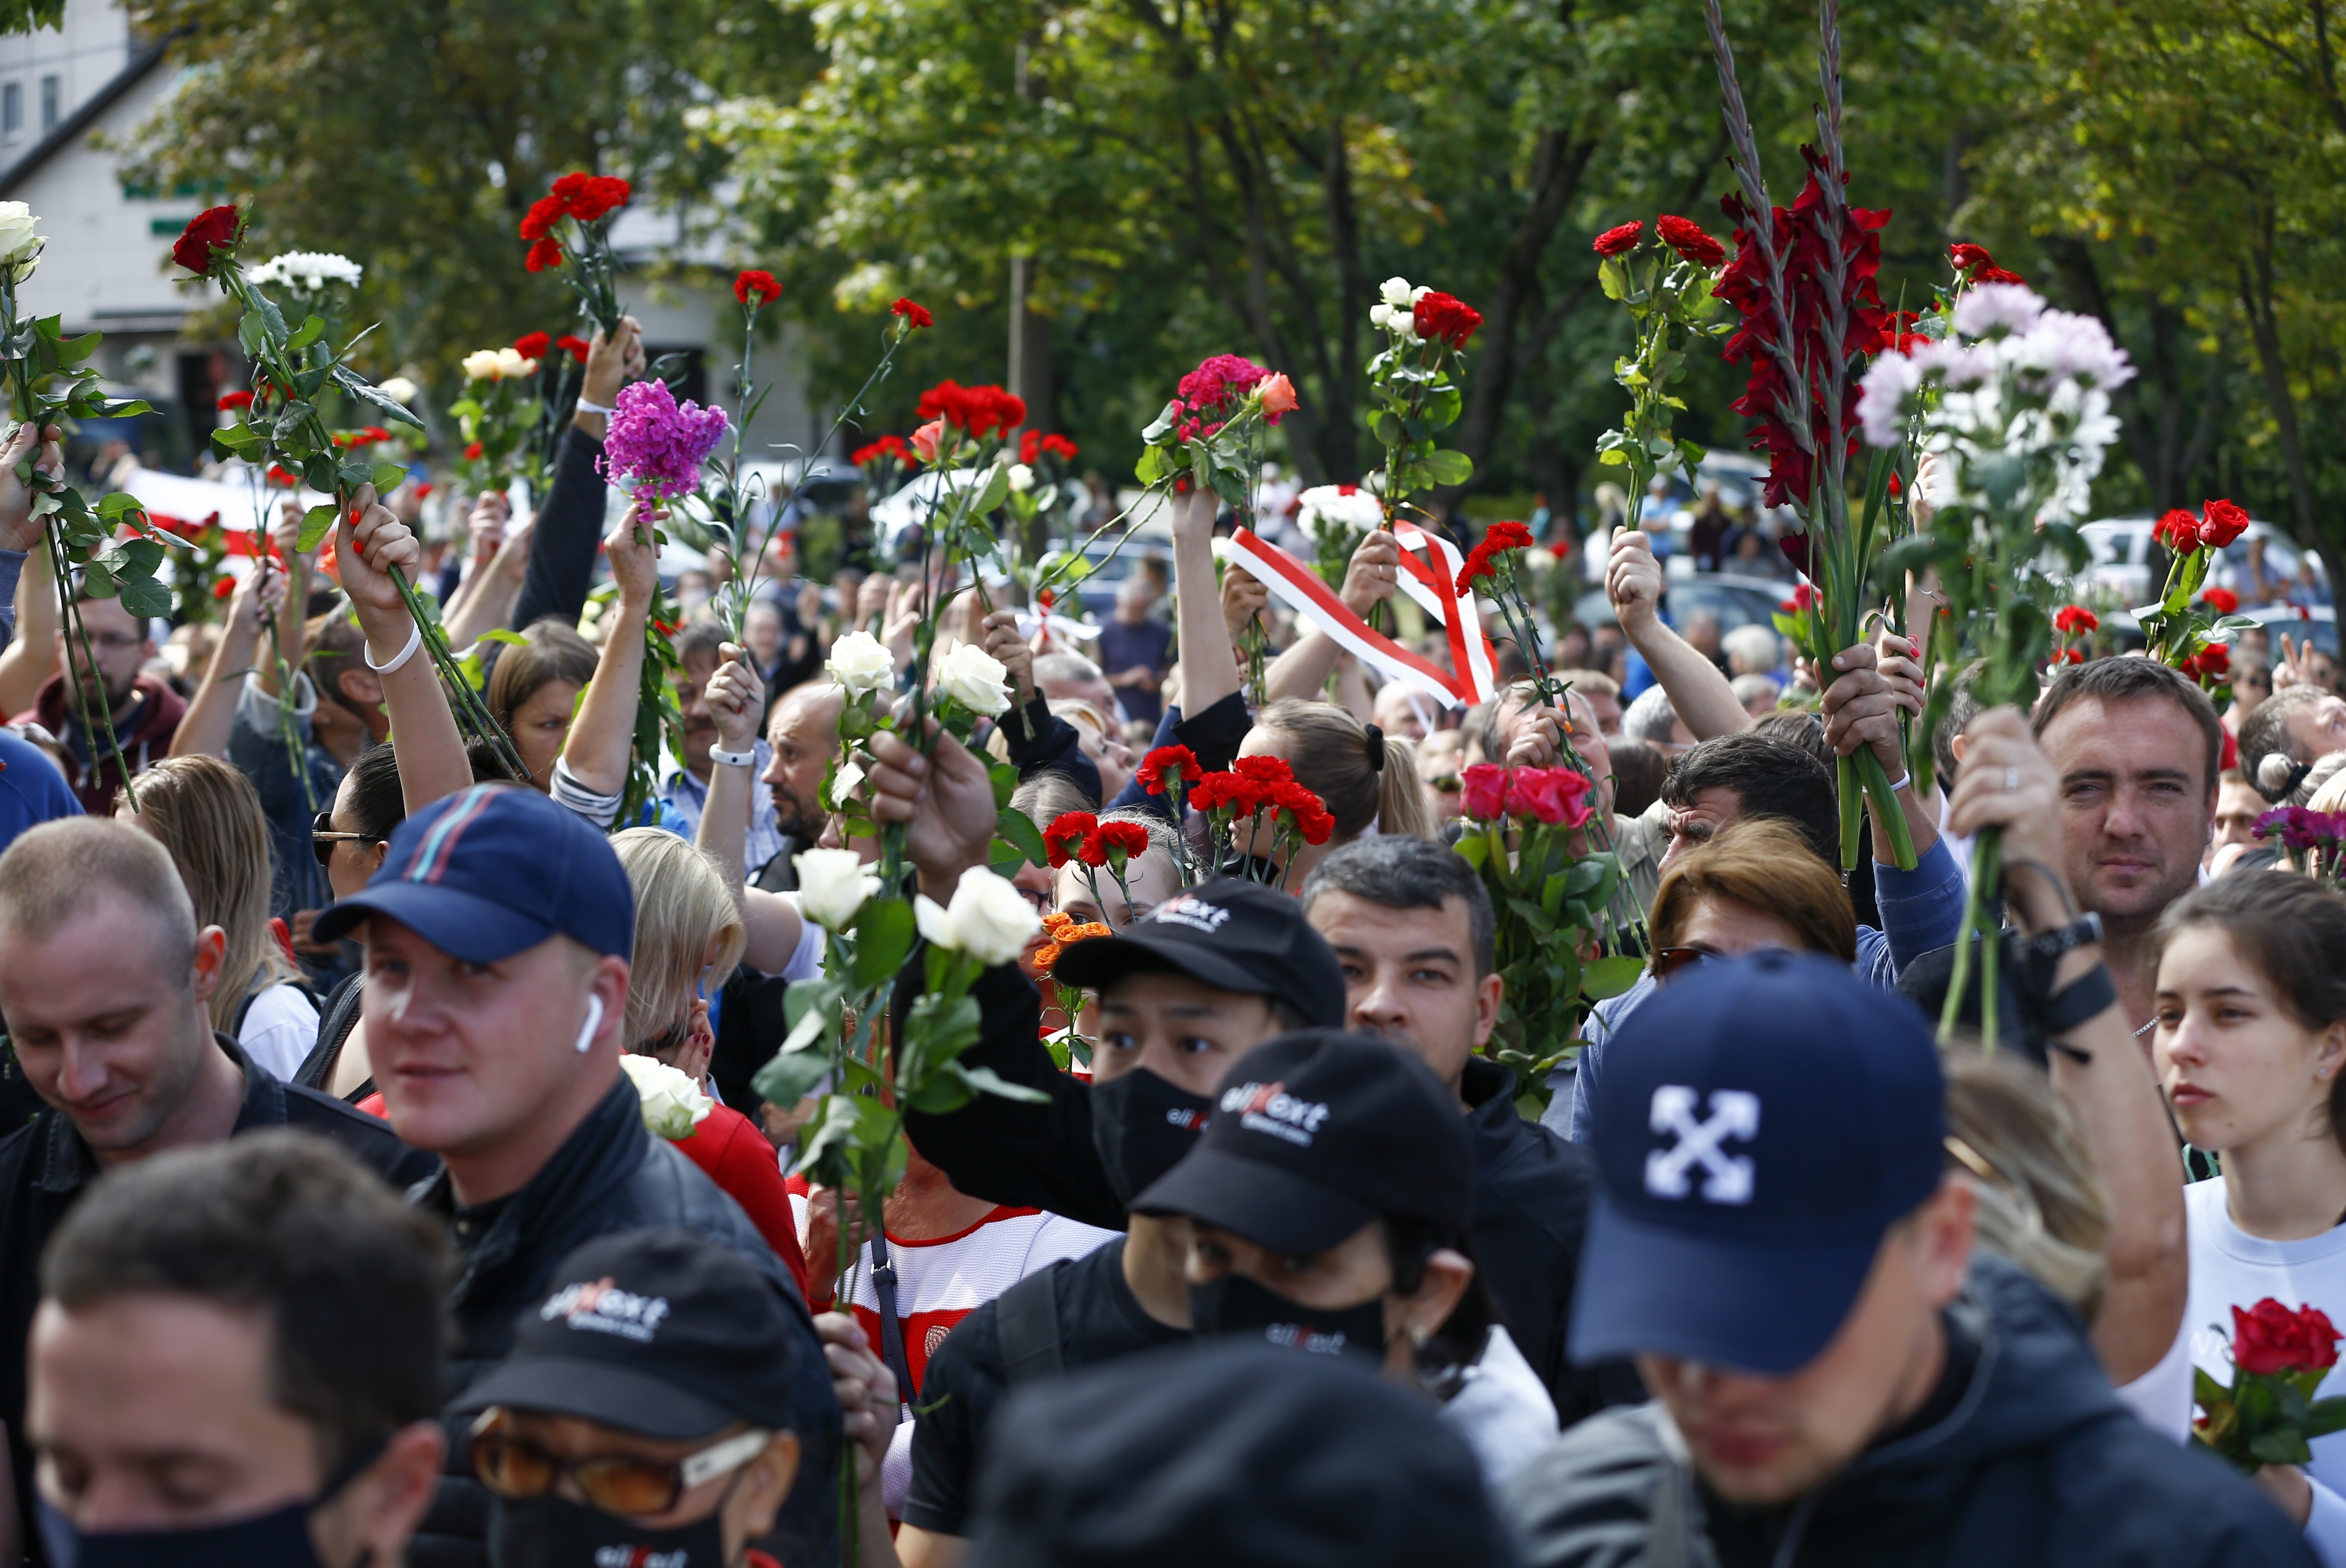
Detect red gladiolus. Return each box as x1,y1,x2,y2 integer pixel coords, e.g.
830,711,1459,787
1412,292,1483,350
1460,763,1510,822
525,238,564,273
1139,745,1202,794
513,331,552,362
216,390,254,412
735,269,782,308
1656,214,1726,269
1043,811,1098,869
172,206,242,276
2201,586,2241,616
2232,1299,2342,1376
1780,582,1818,614
2200,498,2252,549
1086,820,1152,867
464,441,485,461
891,297,933,329
2053,605,2099,636
2154,509,2203,554
1948,243,1994,273
557,333,592,363
1592,221,1644,257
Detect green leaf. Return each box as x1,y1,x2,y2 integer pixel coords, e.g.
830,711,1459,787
1426,449,1474,486
96,490,145,521
952,1061,1052,1103
972,462,1012,515
287,314,327,353
297,504,339,553
332,366,427,430
2249,1429,2313,1466
369,461,408,493
851,896,917,989
988,758,1020,809
116,572,172,619
302,454,339,494
1583,954,1646,1000
750,1047,831,1106
995,805,1048,867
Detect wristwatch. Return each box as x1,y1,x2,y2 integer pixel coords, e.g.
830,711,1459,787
2018,912,2102,965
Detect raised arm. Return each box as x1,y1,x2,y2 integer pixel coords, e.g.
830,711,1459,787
557,497,661,798
441,492,531,651
1819,634,1941,867
1263,527,1396,703
335,486,475,810
513,317,643,629
168,556,285,761
1607,528,1749,741
258,499,308,699
1169,488,1241,715
695,642,805,973
0,520,58,718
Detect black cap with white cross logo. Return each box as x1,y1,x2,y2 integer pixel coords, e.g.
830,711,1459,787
1129,1029,1472,1256
1569,950,1946,1376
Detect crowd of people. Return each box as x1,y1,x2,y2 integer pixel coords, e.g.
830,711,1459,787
0,316,2341,1564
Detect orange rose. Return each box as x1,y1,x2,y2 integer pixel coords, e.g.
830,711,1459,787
911,418,946,463
1258,372,1299,424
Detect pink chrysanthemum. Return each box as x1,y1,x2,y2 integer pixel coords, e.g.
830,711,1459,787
597,379,728,500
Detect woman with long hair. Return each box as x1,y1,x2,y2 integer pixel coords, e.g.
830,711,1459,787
484,616,598,792
118,754,316,1081
1237,697,1427,883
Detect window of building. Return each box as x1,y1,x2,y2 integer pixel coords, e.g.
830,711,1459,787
2,83,19,138
39,75,58,133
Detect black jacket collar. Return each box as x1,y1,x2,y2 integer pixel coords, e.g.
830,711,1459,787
36,1034,277,1197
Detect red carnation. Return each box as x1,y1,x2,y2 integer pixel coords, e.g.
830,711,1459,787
2154,509,2204,554
1455,541,1498,597
216,390,254,412
1043,811,1098,869
2053,605,2099,636
464,441,485,461
1592,220,1644,257
1656,214,1726,269
1232,754,1298,788
891,297,934,329
1412,291,1483,350
1086,820,1152,867
1138,744,1202,795
525,238,564,273
1460,764,1509,822
2201,586,2241,616
1482,520,1535,553
551,171,630,223
2200,498,2252,549
519,196,564,242
1042,433,1078,462
851,434,913,468
556,333,592,363
172,205,242,276
513,331,552,362
1270,782,1336,845
1948,243,1994,273
735,269,782,308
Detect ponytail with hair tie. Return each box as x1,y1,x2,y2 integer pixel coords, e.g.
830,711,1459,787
1364,724,1386,771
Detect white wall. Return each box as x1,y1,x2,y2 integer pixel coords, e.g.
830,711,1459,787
0,0,129,152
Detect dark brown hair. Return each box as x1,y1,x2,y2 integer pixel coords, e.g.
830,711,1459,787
486,616,598,738
1650,818,1858,964
2033,656,2223,796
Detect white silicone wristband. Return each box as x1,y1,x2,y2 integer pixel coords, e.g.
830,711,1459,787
365,621,423,676
574,397,616,416
709,744,757,769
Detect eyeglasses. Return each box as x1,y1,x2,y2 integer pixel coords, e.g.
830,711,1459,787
310,809,386,868
468,1419,772,1516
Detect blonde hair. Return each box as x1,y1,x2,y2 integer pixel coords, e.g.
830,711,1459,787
611,829,747,1053
1942,1046,2109,1321
1255,698,1427,842
117,755,298,1031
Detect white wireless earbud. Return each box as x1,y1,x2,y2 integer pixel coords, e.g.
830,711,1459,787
574,993,605,1054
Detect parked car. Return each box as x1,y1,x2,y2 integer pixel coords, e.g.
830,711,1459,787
2073,515,2323,606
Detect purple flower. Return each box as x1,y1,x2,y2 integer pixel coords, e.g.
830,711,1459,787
2254,807,2345,852
597,378,727,500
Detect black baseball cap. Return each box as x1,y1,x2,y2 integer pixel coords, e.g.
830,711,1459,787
452,1229,802,1440
1131,1030,1471,1255
313,783,635,963
966,1340,1509,1568
1570,951,1946,1376
1049,877,1345,1029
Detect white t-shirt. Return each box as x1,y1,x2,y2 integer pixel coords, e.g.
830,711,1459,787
238,982,321,1082
1440,1326,1558,1487
2181,1175,2346,1564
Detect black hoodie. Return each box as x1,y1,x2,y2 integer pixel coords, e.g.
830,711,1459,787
1500,1256,2316,1568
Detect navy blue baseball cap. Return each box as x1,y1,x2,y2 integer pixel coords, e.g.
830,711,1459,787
312,784,635,963
1569,951,1945,1376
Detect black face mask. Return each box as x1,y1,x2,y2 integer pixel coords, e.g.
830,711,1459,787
488,1490,729,1568
1189,1271,1391,1366
1089,1067,1212,1205
37,1494,343,1568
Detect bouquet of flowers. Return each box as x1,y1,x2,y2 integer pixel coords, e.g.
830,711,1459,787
1043,811,1153,914
2135,502,2261,696
1295,482,1385,592
1858,277,2131,1043
1135,353,1297,509
519,170,631,333
2194,1297,2346,1471
2256,808,2346,879
450,341,544,495
1590,215,1735,532
1186,755,1335,889
1034,911,1112,1068
1364,278,1480,521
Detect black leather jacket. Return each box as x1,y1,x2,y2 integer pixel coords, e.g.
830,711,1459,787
410,1075,842,1568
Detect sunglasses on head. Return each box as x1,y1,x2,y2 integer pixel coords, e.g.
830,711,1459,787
310,809,386,868
468,1419,772,1516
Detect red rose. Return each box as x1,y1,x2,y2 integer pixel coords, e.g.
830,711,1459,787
266,464,298,487
2201,587,2241,616
1592,220,1644,257
1948,243,1994,272
1086,820,1152,867
1043,811,1098,869
735,269,782,308
1138,745,1202,795
211,576,234,600
2303,1305,2343,1370
2053,606,2099,635
171,205,242,276
518,196,564,242
891,296,934,329
525,237,564,273
1412,291,1483,350
557,333,592,363
464,441,485,460
1460,763,1510,822
216,390,255,412
2182,645,2231,682
2153,509,2203,554
2200,498,2251,548
2232,1298,2334,1376
1974,264,2027,286
1656,214,1726,269
1506,767,1594,828
513,331,552,362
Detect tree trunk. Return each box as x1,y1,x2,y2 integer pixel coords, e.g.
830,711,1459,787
2238,216,2318,540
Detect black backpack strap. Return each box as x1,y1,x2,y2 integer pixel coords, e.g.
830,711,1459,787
293,974,365,1091
995,1262,1066,1387
869,1235,919,1409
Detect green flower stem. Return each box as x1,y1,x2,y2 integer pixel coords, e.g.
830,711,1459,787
42,519,138,812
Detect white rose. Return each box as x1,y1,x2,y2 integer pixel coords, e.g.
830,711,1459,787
378,376,418,406
915,866,1041,967
935,641,1011,717
1368,302,1392,330
825,630,895,697
829,752,867,804
793,847,880,930
619,1053,714,1141
1380,276,1414,308
1007,463,1035,494
1410,285,1431,304
495,346,539,379
0,203,41,284
461,349,504,382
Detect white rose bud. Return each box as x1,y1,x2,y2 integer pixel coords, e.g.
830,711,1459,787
793,847,880,930
1007,463,1035,494
495,346,539,379
824,630,895,697
1368,302,1392,330
378,376,419,406
0,203,43,285
461,349,504,382
619,1053,714,1141
935,641,1011,717
915,866,1041,967
1380,276,1414,308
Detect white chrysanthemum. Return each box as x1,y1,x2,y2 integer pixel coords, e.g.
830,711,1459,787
1951,281,2043,340
1855,353,1923,450
1295,484,1387,541
248,251,363,291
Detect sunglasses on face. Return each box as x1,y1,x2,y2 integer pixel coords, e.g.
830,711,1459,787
468,1421,772,1516
310,809,386,868
1651,944,1790,983
1429,775,1462,793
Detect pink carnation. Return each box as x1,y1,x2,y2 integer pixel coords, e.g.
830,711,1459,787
1176,353,1270,415
597,379,729,500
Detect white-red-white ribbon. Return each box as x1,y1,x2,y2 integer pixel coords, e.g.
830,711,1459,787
1389,524,1500,705
1221,528,1468,708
